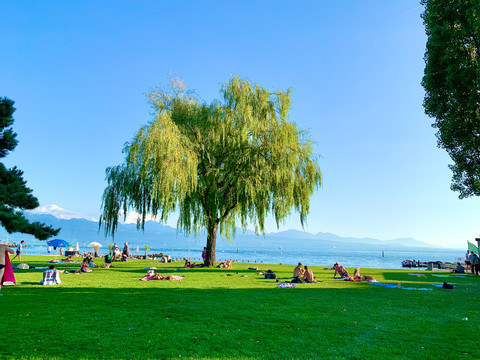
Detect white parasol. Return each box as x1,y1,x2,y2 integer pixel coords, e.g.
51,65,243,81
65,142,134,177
87,242,102,253
75,242,80,251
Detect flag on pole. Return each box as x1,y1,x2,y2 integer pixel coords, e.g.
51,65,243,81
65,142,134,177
467,241,478,254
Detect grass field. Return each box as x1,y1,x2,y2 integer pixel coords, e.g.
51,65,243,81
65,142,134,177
0,255,479,360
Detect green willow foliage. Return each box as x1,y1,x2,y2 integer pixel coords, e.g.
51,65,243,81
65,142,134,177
100,77,321,266
422,0,480,198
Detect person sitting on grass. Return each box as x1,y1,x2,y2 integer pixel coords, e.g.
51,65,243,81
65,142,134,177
293,262,304,280
184,258,193,268
333,262,349,279
80,259,92,273
451,262,465,273
303,265,316,283
40,265,61,285
88,257,97,268
103,253,113,268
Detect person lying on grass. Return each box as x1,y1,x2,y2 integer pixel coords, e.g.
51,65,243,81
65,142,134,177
184,259,202,268
140,270,184,281
344,268,376,282
333,262,349,279
60,255,73,262
218,260,233,269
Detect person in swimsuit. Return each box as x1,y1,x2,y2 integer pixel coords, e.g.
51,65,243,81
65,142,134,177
293,262,304,278
303,266,316,283
333,262,349,278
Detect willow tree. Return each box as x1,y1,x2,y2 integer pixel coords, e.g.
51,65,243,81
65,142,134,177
100,77,321,266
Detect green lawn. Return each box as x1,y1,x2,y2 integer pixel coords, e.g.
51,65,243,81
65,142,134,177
1,255,478,360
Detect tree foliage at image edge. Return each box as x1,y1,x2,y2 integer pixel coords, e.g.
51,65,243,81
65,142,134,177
422,0,480,198
0,97,60,240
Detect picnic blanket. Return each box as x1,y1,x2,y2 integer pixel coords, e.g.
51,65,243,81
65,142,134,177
278,283,297,288
367,282,399,288
401,287,433,291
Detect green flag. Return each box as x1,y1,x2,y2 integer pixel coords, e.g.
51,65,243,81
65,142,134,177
467,241,478,254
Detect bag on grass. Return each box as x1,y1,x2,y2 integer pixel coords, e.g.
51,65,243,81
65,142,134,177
265,272,276,279
442,282,454,289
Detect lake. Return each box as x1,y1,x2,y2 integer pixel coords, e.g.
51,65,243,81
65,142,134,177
18,239,464,270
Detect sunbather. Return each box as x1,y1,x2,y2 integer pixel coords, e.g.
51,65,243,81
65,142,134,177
140,270,184,281
333,262,349,278
218,260,232,269
293,262,304,279
303,265,316,283
184,259,200,268
345,268,376,282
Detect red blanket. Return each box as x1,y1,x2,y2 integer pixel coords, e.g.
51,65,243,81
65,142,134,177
2,251,16,284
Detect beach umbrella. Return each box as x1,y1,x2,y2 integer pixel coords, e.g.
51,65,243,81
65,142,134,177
88,242,102,257
75,242,79,251
47,239,70,248
135,245,139,253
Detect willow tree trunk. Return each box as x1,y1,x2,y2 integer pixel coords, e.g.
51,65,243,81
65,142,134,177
204,221,218,267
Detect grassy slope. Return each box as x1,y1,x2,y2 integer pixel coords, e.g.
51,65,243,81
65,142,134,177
0,256,478,360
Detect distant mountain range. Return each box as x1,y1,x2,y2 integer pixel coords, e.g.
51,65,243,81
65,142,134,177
0,213,440,251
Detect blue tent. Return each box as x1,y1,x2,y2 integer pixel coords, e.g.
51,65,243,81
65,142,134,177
47,239,70,248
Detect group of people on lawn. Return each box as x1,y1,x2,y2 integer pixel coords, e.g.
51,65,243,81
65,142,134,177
2,239,376,291
291,262,375,283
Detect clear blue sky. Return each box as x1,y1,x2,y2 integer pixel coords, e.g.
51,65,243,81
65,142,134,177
1,1,478,247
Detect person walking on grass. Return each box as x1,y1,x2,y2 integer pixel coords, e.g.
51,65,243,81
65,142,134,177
11,240,25,262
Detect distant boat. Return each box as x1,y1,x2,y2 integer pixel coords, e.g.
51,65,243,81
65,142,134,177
332,246,336,249
279,247,282,250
